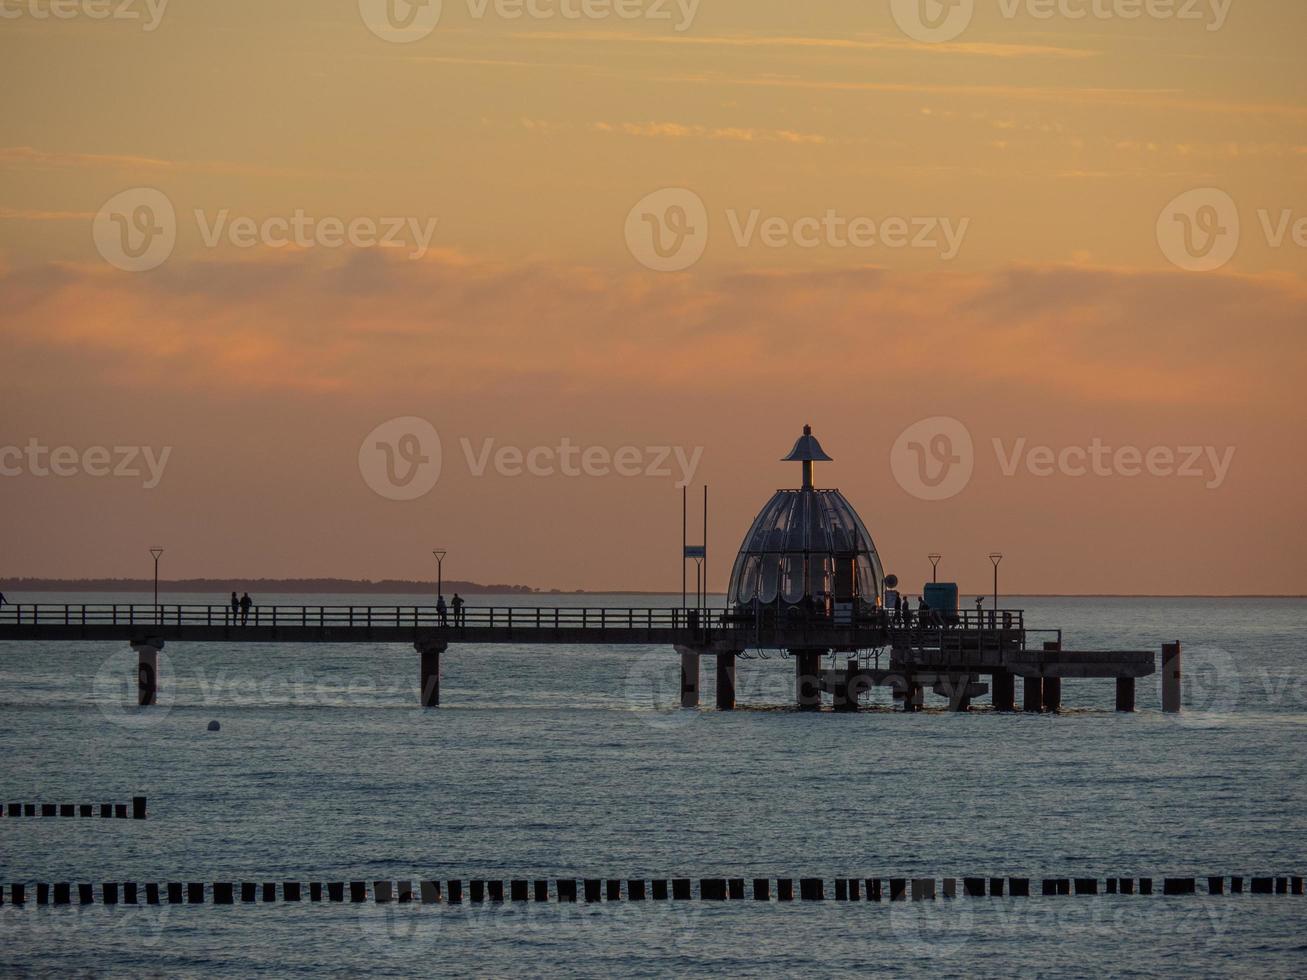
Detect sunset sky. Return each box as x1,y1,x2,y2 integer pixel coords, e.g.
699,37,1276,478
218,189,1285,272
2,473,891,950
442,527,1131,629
2,0,1304,595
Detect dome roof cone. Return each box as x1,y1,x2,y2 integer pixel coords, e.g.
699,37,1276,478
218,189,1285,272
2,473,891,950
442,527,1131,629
781,424,832,489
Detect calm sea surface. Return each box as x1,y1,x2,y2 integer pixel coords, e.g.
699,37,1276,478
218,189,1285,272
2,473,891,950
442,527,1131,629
2,594,1305,977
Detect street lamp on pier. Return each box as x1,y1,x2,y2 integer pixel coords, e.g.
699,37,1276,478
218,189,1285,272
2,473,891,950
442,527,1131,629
988,553,1003,612
928,553,942,583
432,550,447,599
149,547,164,624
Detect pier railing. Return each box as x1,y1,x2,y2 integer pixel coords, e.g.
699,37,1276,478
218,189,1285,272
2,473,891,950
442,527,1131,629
0,603,1025,634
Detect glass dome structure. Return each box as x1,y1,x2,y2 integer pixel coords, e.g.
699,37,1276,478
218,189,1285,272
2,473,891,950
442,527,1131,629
726,426,885,610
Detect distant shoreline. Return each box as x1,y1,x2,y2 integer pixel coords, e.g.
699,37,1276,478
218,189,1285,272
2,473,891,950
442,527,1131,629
0,578,1302,599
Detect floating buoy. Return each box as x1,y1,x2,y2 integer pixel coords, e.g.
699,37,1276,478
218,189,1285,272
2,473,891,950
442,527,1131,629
207,720,220,732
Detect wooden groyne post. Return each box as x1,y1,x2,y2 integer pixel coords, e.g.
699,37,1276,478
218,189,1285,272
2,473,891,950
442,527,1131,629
1161,641,1182,712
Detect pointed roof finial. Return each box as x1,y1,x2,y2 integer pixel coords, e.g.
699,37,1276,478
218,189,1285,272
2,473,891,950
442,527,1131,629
782,424,833,463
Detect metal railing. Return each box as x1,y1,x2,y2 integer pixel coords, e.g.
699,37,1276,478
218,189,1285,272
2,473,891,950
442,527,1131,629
0,603,1025,634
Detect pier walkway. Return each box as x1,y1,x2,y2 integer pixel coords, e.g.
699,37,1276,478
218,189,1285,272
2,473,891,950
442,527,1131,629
0,603,1165,713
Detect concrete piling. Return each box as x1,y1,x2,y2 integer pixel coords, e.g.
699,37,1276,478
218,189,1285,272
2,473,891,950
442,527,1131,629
849,878,861,900
124,882,138,904
188,882,205,903
285,882,303,902
1009,878,1030,897
1075,878,1098,895
605,880,621,901
534,880,549,902
1164,878,1196,896
701,878,726,900
1106,878,1117,894
1161,641,1182,712
1116,677,1136,712
672,878,692,900
133,641,161,706
777,879,794,901
990,878,1005,897
800,878,825,900
1042,678,1062,714
992,670,1016,712
942,878,956,898
889,878,907,901
350,881,368,903
834,879,847,900
215,883,234,904
375,881,394,903
167,883,183,903
446,880,462,904
866,879,882,901
1230,877,1243,894
627,880,646,901
79,883,94,904
794,650,823,710
145,883,159,904
963,877,985,897
115,804,127,818
1023,677,1043,713
1120,878,1135,894
54,883,70,904
416,642,445,708
419,881,438,903
486,880,503,902
651,879,668,900
1139,878,1153,895
328,882,344,902
753,878,770,900
469,880,486,903
583,880,601,902
715,654,736,710
241,882,256,902
557,880,577,902
133,796,147,819
37,883,49,905
679,649,700,708
511,880,529,901
729,878,745,900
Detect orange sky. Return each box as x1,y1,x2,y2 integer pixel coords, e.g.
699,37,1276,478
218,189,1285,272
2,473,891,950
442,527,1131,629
1,0,1304,594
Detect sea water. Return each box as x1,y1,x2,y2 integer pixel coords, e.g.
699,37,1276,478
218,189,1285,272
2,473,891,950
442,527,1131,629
1,594,1304,977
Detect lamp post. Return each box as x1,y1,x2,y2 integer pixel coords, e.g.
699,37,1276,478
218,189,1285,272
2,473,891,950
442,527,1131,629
988,553,1003,611
149,547,164,624
928,553,942,583
432,550,446,598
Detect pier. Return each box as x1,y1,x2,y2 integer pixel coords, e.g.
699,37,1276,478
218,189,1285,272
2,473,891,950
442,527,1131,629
0,602,1166,713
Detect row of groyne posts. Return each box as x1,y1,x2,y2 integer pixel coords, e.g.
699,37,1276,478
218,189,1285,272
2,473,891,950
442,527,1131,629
127,638,1182,713
3,874,1302,906
666,642,1182,713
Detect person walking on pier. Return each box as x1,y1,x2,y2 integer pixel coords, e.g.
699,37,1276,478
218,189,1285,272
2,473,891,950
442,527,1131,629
230,591,239,625
0,591,7,607
893,592,903,626
239,592,253,626
451,593,465,627
436,594,448,627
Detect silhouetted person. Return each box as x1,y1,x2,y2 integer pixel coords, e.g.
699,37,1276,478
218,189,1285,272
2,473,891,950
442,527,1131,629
974,596,984,625
893,592,903,626
239,592,252,626
0,591,7,607
902,598,913,629
436,594,448,627
230,592,239,624
451,593,465,627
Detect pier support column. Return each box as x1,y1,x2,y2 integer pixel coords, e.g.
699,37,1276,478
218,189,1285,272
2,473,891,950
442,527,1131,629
131,640,163,706
415,641,446,707
833,658,860,713
793,650,824,711
1161,641,1182,713
1022,676,1043,713
1042,677,1062,713
992,670,1016,712
1115,676,1135,713
678,649,700,708
902,676,924,713
715,653,737,711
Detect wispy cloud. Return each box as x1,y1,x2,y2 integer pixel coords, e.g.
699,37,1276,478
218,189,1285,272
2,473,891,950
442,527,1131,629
0,146,324,178
591,121,827,144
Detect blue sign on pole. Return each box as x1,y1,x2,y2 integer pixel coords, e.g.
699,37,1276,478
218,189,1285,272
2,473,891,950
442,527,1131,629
684,545,706,559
